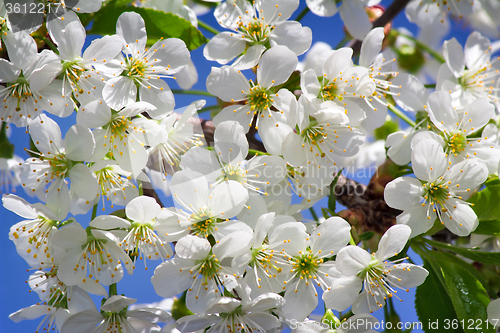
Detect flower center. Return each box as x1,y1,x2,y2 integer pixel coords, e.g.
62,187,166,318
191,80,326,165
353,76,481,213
320,78,344,102
62,59,88,94
196,255,222,279
300,119,327,157
239,19,272,44
109,115,132,140
445,131,467,155
422,180,450,207
7,73,33,111
47,153,72,178
124,56,148,81
292,252,322,278
218,163,246,183
248,84,274,114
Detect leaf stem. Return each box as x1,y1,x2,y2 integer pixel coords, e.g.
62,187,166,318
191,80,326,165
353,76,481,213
424,83,436,89
109,283,118,297
198,20,220,35
171,89,214,97
295,7,310,22
334,36,350,50
43,37,59,54
198,105,220,113
395,31,445,64
309,207,319,221
138,180,143,196
91,204,98,221
388,104,416,127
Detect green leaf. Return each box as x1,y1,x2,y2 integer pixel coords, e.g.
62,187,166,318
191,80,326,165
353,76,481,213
89,6,208,50
473,220,500,236
424,238,500,266
415,258,463,333
440,258,494,333
328,169,343,213
358,231,375,241
468,184,500,220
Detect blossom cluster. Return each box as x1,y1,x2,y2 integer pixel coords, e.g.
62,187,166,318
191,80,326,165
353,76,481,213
1,0,500,332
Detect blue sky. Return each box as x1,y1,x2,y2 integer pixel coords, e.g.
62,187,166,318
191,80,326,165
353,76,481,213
0,0,476,331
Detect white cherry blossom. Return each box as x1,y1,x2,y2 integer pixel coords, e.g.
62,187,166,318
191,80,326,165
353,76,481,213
384,139,488,237
208,45,298,155
205,0,311,69
151,233,253,314
60,295,171,333
325,225,428,314
102,12,190,116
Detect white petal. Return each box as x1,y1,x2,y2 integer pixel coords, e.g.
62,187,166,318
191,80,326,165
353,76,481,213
464,31,491,70
186,278,219,315
77,100,112,129
29,114,63,155
116,12,147,54
232,44,266,70
339,1,372,40
170,169,209,211
426,91,458,132
461,98,494,135
175,235,211,260
113,136,148,179
257,45,298,87
148,38,190,74
9,305,57,323
336,246,371,276
203,32,246,64
443,37,465,77
57,21,85,61
126,195,161,223
65,124,95,161
103,77,137,110
384,177,424,210
282,133,307,167
411,139,447,182
151,258,194,297
209,180,249,218
310,216,351,257
101,295,137,313
323,276,362,311
0,58,20,83
386,264,429,288
83,35,123,64
214,120,248,164
487,299,500,328
396,203,436,238
212,231,253,260
391,73,428,112
60,309,102,333
4,31,37,70
206,66,250,102
446,159,488,192
359,27,385,67
139,80,175,118
300,68,322,101
270,22,312,56
68,164,98,201
176,315,217,332
90,215,131,230
2,194,38,219
282,280,318,321
443,198,478,236
375,225,411,261
306,0,338,16
323,48,353,80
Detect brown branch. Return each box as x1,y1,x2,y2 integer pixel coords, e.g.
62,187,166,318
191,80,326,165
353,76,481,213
351,0,412,55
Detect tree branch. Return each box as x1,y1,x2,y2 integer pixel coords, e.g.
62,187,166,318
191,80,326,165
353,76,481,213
351,0,412,55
